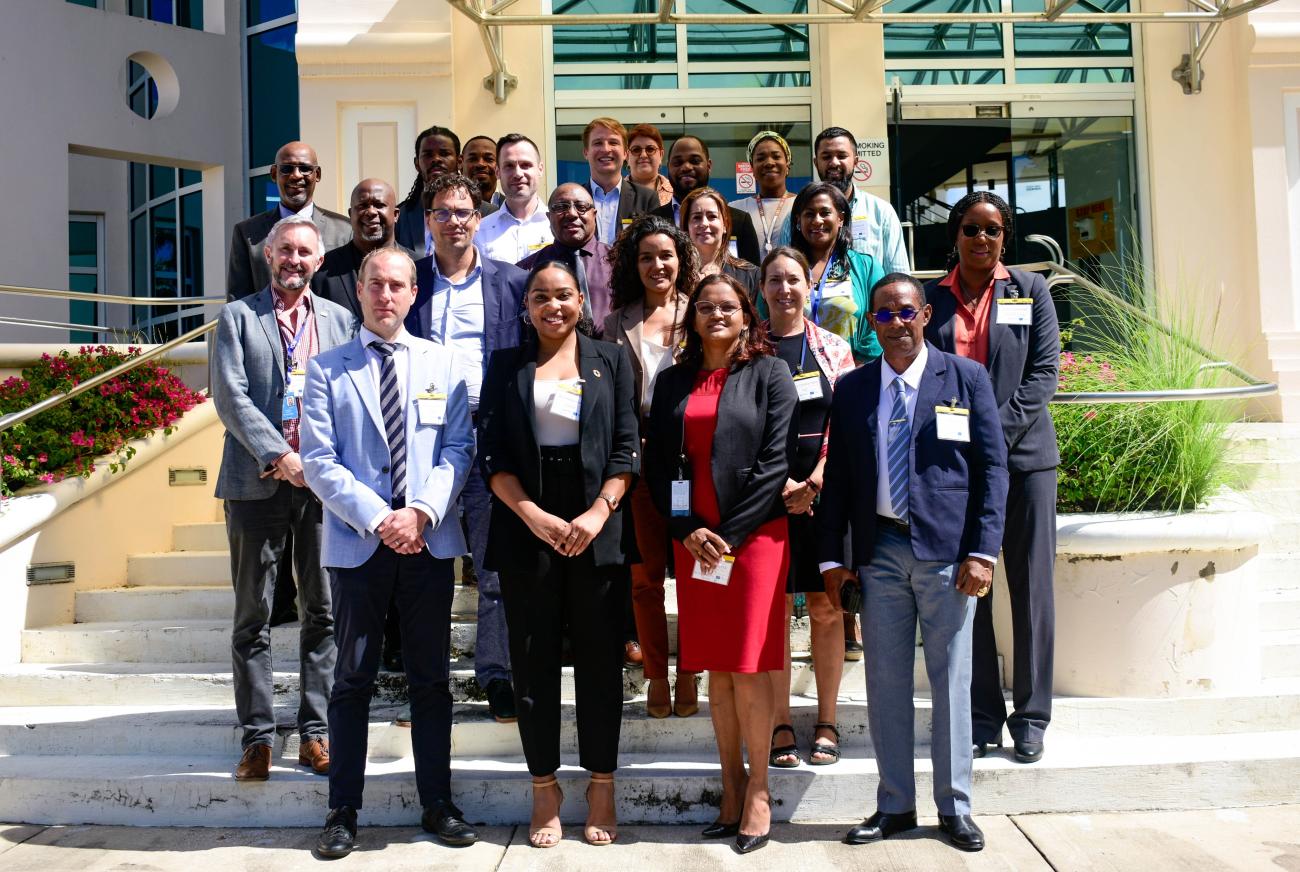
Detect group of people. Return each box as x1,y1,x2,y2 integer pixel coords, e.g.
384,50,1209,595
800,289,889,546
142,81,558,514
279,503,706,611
211,116,1061,859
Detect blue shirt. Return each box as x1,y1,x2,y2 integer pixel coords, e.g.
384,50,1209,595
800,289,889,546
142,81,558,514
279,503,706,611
591,178,621,244
426,255,486,410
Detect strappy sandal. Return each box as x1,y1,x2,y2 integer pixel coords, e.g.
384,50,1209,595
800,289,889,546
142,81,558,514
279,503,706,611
769,723,801,768
808,722,841,766
584,773,618,845
528,775,563,848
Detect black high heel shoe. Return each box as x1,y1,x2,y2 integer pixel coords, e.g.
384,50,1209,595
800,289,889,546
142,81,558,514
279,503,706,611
701,820,740,839
734,831,770,854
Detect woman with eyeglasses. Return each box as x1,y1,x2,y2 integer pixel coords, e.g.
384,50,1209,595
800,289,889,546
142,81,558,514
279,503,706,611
644,273,797,854
682,187,760,300
627,124,674,207
779,181,886,364
729,131,796,258
922,190,1061,768
479,260,639,848
756,246,856,771
604,215,702,720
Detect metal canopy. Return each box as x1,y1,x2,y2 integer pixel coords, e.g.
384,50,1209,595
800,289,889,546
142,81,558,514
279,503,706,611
446,0,1280,101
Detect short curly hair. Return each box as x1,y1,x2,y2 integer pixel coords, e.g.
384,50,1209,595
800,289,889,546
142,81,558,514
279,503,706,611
420,172,481,211
606,214,700,311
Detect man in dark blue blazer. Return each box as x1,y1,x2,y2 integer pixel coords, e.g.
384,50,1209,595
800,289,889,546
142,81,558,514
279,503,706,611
819,273,1008,853
405,173,527,724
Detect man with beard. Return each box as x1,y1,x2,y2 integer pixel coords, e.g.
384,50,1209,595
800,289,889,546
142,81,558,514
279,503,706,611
519,183,613,335
227,141,351,300
651,136,762,266
461,135,505,215
809,127,910,274
396,126,463,254
212,215,357,783
314,179,415,319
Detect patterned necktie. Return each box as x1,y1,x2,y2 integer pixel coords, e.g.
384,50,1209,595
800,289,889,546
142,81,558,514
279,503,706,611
370,341,406,506
574,250,594,324
886,376,910,523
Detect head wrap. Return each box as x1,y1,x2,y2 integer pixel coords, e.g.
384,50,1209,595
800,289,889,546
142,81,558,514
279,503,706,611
747,130,792,165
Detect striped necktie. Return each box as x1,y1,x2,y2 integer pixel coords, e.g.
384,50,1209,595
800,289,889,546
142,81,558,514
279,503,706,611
370,341,406,506
886,376,910,523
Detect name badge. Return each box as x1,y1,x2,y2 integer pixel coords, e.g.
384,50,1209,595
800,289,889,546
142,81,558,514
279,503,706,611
527,242,547,252
822,280,852,300
549,382,583,422
996,298,1034,326
794,371,824,402
417,391,447,426
935,406,971,442
671,479,691,516
281,395,299,421
287,368,307,396
692,555,735,586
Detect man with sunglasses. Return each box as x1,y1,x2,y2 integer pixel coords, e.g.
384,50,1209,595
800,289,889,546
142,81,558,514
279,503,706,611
227,141,351,301
818,273,1008,854
518,183,614,335
407,172,528,725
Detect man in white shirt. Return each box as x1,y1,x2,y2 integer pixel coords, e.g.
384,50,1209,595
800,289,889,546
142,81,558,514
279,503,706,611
809,127,911,274
475,134,553,264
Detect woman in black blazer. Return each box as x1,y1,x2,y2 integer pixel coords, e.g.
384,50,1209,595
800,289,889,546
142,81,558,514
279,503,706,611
478,260,640,848
922,190,1061,767
645,273,797,853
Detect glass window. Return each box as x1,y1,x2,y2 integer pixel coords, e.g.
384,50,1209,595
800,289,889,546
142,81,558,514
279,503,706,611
129,165,202,340
685,0,809,63
250,173,279,212
553,0,675,64
247,24,300,169
127,60,158,120
69,274,98,344
883,0,1003,59
130,163,147,210
688,71,811,88
69,217,101,343
69,221,98,269
1015,67,1133,84
66,0,100,8
555,74,679,90
887,68,1006,86
1012,0,1130,56
126,0,201,29
180,168,202,188
150,164,176,200
180,192,204,332
247,0,297,27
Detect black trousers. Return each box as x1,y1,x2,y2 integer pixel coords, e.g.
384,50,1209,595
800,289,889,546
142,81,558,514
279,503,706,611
971,467,1057,744
328,546,455,810
498,447,627,777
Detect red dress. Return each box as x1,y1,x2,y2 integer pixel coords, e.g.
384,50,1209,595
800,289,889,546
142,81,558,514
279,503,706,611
673,368,789,674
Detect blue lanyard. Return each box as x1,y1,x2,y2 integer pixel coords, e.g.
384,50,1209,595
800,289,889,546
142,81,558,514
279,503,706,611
810,253,838,327
283,308,309,374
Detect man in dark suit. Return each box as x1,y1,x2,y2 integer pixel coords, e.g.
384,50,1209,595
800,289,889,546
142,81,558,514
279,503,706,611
651,135,762,266
314,178,415,320
406,173,528,724
226,141,351,300
819,273,1008,854
582,117,657,244
518,183,613,334
395,126,465,255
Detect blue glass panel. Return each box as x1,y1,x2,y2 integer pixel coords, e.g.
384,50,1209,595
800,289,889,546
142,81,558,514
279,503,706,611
69,220,97,269
1012,0,1130,56
150,164,175,200
180,168,202,188
69,274,98,343
247,0,296,26
247,24,299,168
250,173,278,212
148,0,173,24
884,0,1003,58
886,68,1006,85
180,193,203,299
553,0,674,63
1016,66,1132,83
66,0,100,8
685,0,809,63
555,74,678,90
177,0,202,29
689,71,811,88
130,163,147,210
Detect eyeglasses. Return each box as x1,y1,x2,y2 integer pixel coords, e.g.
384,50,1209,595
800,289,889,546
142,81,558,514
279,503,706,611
426,208,479,224
629,145,660,156
549,201,595,216
276,163,319,177
694,302,741,318
873,307,921,323
960,223,1004,238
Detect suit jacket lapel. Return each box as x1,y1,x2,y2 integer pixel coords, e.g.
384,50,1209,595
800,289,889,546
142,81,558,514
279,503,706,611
863,361,882,479
913,344,947,445
517,351,539,451
578,333,602,433
934,288,958,352
253,288,286,377
986,275,1015,375
343,339,386,439
617,181,634,223
481,259,500,348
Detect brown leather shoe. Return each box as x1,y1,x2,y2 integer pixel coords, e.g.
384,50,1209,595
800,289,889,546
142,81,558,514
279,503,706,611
299,737,330,775
624,640,644,666
234,744,271,781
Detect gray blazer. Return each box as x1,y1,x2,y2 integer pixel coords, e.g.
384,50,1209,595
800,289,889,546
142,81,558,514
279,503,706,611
211,287,357,500
226,206,351,301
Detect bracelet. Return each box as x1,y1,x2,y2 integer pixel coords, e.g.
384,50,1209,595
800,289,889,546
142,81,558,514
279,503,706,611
805,478,820,494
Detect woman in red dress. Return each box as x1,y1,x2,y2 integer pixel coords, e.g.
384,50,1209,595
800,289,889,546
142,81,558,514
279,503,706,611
645,273,798,854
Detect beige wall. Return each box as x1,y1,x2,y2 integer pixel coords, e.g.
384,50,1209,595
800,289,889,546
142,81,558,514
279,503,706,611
815,20,890,203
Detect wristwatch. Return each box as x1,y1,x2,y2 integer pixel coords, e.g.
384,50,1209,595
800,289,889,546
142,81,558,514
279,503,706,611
597,492,619,511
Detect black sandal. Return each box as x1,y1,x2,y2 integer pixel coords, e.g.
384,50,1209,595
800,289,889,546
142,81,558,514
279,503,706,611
808,722,841,766
769,723,801,768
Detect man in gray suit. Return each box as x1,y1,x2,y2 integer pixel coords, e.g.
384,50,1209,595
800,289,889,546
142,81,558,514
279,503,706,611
211,215,357,782
226,141,351,300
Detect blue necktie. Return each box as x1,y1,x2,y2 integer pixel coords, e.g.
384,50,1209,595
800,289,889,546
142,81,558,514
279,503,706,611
370,341,406,506
886,376,910,522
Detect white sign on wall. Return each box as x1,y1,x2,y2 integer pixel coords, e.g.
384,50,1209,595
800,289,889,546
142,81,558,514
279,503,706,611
854,139,890,191
735,161,756,195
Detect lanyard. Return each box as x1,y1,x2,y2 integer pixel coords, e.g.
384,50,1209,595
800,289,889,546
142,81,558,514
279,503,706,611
282,308,310,374
754,194,790,252
809,253,838,327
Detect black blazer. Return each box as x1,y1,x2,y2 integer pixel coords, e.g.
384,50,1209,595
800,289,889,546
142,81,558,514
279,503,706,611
226,206,350,301
477,333,641,572
645,355,797,549
312,241,418,319
651,202,763,268
924,267,1061,472
407,254,528,354
588,179,658,241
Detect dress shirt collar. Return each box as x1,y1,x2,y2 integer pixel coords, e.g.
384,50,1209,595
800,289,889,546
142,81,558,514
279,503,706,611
937,262,1011,289
359,324,411,350
431,249,483,287
279,201,315,221
590,177,621,197
880,342,929,395
272,287,313,312
500,196,546,224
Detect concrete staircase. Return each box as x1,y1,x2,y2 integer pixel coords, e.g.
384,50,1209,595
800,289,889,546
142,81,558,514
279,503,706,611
3,422,1300,826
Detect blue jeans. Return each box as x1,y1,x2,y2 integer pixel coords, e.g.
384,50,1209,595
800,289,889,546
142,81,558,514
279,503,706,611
860,526,976,815
461,466,511,687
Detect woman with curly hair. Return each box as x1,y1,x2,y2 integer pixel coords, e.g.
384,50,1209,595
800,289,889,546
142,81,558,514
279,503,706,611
681,187,760,299
603,215,701,720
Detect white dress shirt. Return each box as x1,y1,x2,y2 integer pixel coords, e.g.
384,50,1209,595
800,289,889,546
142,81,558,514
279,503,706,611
279,202,315,221
475,197,554,264
424,252,487,411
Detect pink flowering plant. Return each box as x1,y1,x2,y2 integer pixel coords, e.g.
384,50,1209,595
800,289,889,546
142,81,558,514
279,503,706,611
0,346,205,497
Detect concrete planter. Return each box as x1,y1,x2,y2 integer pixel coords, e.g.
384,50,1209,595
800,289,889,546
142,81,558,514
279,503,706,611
1036,498,1270,698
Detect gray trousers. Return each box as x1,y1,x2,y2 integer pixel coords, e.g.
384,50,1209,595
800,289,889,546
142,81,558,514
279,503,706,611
225,482,336,749
462,466,511,687
861,526,976,816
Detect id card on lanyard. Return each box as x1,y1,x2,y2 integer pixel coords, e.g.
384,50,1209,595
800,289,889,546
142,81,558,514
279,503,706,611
810,254,839,326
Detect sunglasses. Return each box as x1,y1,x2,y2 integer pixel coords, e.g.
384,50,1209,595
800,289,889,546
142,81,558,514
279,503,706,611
960,223,1004,238
873,307,921,323
549,201,595,216
276,163,319,177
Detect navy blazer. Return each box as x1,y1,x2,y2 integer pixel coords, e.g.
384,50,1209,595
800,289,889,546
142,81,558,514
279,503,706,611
477,333,641,572
925,267,1061,472
407,253,528,354
817,342,1009,566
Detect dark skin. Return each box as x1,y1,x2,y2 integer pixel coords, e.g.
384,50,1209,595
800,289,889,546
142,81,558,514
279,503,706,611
461,137,499,203
271,141,321,212
814,134,856,198
666,137,712,202
547,183,596,248
416,133,460,186
955,201,1005,304
820,280,994,606
752,139,790,199
347,178,398,253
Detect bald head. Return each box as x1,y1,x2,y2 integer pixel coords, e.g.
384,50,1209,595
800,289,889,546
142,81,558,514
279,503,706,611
349,178,398,252
548,183,597,248
271,141,322,212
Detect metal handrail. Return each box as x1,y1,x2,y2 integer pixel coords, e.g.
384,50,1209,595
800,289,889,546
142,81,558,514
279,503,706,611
0,283,226,306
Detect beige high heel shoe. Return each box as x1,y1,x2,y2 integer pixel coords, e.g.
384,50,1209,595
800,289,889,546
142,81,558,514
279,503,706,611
528,775,563,848
584,773,618,846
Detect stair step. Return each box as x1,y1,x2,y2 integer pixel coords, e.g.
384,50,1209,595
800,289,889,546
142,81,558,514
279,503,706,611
1253,554,1300,595
172,522,229,552
1259,589,1300,633
1223,458,1300,492
74,584,480,622
127,552,231,587
3,731,1300,826
1224,423,1300,462
1262,632,1300,680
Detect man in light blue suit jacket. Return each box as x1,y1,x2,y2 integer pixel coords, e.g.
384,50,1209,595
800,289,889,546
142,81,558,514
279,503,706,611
300,247,479,858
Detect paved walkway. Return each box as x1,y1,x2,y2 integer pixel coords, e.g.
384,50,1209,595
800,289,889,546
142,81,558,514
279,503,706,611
3,806,1298,871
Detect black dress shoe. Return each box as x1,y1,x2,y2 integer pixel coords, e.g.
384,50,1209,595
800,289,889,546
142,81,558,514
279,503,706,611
1014,738,1044,764
938,814,985,852
701,820,740,839
972,739,1002,758
485,679,517,724
844,809,917,844
422,800,479,846
314,806,357,859
734,832,770,854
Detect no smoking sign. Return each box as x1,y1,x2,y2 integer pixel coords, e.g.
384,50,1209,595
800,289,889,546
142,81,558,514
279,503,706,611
853,159,873,183
735,161,756,195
